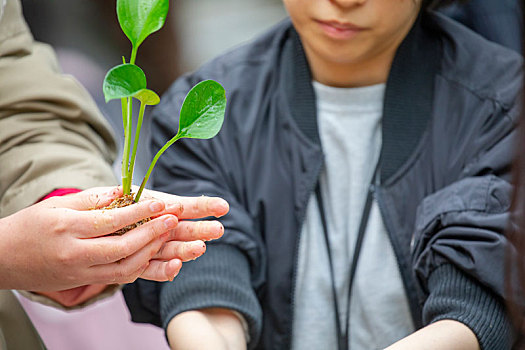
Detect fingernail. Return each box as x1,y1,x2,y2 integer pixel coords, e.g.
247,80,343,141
191,241,206,248
149,201,164,213
190,241,206,258
204,222,224,241
214,199,229,215
164,217,177,229
167,202,184,214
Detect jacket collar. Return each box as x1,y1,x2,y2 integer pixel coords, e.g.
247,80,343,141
282,11,442,184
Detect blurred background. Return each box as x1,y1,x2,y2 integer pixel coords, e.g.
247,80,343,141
17,0,522,349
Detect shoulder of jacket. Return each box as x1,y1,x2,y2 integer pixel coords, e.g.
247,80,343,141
157,19,293,117
430,11,522,109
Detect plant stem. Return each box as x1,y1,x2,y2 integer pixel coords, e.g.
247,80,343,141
130,46,138,65
121,98,127,131
120,97,129,190
128,102,146,190
135,134,181,202
122,97,133,194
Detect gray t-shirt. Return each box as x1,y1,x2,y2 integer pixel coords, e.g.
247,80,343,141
291,82,414,350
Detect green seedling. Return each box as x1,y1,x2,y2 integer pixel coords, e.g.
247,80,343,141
103,0,226,202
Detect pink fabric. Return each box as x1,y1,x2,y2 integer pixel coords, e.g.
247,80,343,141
39,188,82,201
18,291,170,350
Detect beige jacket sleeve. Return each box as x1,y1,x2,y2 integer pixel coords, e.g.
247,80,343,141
0,0,121,309
0,0,118,218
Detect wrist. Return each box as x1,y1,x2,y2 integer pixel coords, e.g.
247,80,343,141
0,207,35,289
167,308,246,350
385,320,479,350
0,214,18,288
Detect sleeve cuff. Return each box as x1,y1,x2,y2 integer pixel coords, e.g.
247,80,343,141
423,264,513,350
160,243,262,349
38,188,81,202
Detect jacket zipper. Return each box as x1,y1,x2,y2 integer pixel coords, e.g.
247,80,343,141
288,219,302,349
288,167,323,349
373,186,420,327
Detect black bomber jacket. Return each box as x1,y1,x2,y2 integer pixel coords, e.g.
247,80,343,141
124,10,522,350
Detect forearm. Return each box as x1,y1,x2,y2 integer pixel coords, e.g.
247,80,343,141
167,308,246,350
156,244,262,347
385,320,479,350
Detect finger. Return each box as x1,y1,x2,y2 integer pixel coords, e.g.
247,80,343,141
139,259,182,282
170,196,230,220
77,199,170,237
165,220,224,242
83,215,177,264
140,189,229,219
45,186,123,210
89,233,168,284
152,240,206,262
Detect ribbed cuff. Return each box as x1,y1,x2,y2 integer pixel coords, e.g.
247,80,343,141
423,264,513,350
160,244,262,349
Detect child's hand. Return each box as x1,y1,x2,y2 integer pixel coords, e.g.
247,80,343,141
136,187,229,282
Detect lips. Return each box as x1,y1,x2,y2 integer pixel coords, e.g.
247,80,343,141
316,19,365,40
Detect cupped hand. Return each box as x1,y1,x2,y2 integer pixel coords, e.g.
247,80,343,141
0,186,229,293
0,186,173,291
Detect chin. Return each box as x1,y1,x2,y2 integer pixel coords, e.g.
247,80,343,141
320,47,363,65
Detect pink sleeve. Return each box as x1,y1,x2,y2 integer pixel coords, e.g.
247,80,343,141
39,188,81,202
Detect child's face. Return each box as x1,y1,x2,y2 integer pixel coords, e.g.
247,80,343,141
284,0,421,83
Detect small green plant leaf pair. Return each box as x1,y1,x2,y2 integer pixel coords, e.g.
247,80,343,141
103,64,159,105
102,0,226,202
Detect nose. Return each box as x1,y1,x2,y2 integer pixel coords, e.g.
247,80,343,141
330,0,367,7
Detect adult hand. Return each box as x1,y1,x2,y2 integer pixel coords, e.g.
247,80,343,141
0,186,228,294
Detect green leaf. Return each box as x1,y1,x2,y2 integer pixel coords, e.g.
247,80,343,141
177,80,226,139
133,88,160,105
103,64,147,102
117,0,169,49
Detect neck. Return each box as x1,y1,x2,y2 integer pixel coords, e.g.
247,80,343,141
305,15,419,88
305,48,397,87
